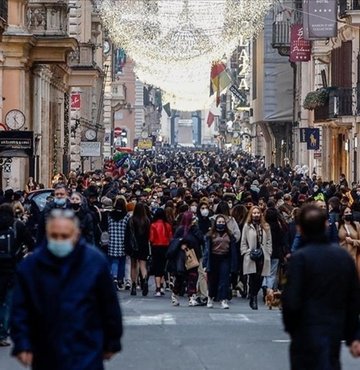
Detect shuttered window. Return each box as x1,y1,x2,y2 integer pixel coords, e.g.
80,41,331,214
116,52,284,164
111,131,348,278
331,41,352,88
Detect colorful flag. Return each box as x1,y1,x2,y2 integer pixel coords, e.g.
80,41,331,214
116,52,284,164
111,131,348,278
210,62,232,106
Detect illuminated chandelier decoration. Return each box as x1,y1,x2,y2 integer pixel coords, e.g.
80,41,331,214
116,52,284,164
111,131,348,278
98,0,274,111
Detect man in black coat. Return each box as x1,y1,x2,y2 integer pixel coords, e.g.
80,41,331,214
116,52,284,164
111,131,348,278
282,204,360,370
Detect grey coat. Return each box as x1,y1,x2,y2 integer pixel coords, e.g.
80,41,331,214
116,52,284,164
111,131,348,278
240,223,272,276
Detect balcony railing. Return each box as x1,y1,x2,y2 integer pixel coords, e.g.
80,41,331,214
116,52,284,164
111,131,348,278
340,0,360,17
314,87,353,122
272,21,291,56
0,0,7,22
27,0,69,37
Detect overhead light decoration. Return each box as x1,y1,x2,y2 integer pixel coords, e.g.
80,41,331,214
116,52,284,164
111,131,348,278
98,0,274,111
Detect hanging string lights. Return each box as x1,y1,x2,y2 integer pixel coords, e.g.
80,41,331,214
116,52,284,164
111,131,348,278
98,0,274,111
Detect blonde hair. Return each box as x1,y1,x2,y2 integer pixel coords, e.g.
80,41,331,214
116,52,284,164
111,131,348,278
245,205,269,230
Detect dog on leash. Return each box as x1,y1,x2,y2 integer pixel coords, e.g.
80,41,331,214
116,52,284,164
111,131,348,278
265,289,282,310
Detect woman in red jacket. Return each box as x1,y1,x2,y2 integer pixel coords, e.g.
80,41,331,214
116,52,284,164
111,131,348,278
149,208,173,296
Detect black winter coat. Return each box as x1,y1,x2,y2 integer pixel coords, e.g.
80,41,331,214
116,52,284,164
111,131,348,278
282,242,360,368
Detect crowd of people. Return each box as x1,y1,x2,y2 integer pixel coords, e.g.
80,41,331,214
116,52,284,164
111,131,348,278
0,148,360,368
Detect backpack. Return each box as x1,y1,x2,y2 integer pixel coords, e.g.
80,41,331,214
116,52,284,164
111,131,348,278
0,222,17,261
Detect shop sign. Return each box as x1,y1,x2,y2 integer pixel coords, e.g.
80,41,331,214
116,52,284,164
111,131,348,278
138,139,153,150
314,151,322,159
0,131,33,156
71,93,81,109
290,24,311,63
80,141,101,156
303,0,337,40
305,128,320,150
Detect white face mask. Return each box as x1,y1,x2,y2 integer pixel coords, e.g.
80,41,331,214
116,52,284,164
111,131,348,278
200,209,209,217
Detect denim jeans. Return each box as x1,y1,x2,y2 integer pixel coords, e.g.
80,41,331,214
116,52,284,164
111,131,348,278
207,254,231,301
263,258,280,289
0,283,13,340
108,256,126,281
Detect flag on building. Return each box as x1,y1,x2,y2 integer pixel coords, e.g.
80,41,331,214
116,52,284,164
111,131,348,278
207,111,215,127
210,62,232,106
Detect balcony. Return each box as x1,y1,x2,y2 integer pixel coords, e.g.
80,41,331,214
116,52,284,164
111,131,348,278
272,21,291,56
69,44,96,68
314,87,353,122
340,0,360,23
27,0,69,37
0,0,7,37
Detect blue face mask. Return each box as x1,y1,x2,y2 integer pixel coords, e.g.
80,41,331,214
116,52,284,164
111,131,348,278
54,198,66,207
47,239,74,258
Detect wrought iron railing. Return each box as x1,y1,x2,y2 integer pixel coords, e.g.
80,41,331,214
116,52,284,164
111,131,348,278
0,0,8,22
314,87,353,121
340,0,360,17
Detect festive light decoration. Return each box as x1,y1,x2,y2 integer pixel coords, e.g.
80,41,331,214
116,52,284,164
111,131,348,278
98,0,274,111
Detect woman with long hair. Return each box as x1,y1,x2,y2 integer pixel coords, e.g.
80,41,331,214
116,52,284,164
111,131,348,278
215,201,241,242
337,205,360,279
106,197,131,290
170,211,204,306
125,202,151,296
149,208,173,296
203,214,238,309
240,206,272,310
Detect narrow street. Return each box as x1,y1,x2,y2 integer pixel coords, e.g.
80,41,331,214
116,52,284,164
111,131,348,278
1,288,358,370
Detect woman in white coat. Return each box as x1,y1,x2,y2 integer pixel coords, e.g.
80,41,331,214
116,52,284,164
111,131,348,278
241,206,272,310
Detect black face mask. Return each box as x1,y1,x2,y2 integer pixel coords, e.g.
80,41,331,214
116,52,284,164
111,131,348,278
72,203,81,211
216,224,226,232
344,214,354,222
252,217,261,224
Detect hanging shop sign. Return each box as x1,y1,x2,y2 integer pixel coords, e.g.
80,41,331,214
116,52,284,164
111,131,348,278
71,93,81,109
301,128,320,150
80,141,101,157
290,24,311,63
138,138,153,150
0,131,33,156
303,0,337,40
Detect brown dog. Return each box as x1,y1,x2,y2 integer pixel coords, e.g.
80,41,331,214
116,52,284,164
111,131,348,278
265,288,282,310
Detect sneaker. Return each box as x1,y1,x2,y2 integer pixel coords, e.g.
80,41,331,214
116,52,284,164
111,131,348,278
188,294,200,307
142,281,149,297
154,288,161,297
160,287,165,296
130,283,137,296
125,280,131,290
116,279,125,291
171,293,180,306
207,297,214,308
165,282,171,291
221,300,229,309
0,339,10,347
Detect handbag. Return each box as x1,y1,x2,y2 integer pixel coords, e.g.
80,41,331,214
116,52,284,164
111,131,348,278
184,247,200,270
250,247,263,261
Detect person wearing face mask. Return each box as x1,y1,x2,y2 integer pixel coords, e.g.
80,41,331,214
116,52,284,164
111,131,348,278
69,192,95,245
36,183,72,245
203,215,238,309
214,201,241,243
337,206,360,279
10,209,123,370
241,206,272,310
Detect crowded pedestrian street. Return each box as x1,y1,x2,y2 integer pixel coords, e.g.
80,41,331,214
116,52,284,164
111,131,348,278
0,288,359,370
1,1,360,370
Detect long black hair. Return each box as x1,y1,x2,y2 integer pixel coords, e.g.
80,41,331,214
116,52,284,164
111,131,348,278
132,202,150,229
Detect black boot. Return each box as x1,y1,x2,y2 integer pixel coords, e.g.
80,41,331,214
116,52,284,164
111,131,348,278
130,282,137,296
142,279,149,296
249,296,258,310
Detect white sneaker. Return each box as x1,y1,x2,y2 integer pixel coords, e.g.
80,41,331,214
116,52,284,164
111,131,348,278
221,300,229,309
171,294,180,306
207,297,214,308
188,294,200,307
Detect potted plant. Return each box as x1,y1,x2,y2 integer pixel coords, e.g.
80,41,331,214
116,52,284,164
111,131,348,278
303,88,329,110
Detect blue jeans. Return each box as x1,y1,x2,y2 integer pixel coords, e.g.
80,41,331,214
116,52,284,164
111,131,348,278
0,283,13,340
263,258,280,289
108,256,126,281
